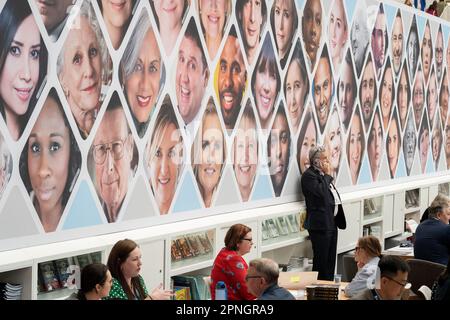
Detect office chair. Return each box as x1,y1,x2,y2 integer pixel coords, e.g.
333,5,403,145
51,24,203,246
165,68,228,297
406,258,446,296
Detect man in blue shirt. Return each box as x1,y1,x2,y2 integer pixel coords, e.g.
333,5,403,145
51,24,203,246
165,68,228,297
414,206,450,265
246,258,295,300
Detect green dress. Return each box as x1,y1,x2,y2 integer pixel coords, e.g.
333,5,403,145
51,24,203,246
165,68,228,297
106,276,148,300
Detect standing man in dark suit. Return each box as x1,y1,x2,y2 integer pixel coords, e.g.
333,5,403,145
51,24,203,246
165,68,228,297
301,145,346,280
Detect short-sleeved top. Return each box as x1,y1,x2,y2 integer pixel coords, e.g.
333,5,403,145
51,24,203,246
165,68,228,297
106,275,148,300
210,248,255,300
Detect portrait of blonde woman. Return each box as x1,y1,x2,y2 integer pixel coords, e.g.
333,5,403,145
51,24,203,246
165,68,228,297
198,0,231,60
284,41,309,135
233,102,258,202
324,106,342,181
328,0,348,73
192,99,225,208
57,1,111,139
146,99,183,215
347,106,364,185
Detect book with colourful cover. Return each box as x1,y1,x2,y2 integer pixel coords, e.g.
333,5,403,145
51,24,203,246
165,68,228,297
170,240,183,261
197,233,212,253
38,261,61,292
54,258,71,288
174,286,191,300
186,235,201,256
177,237,193,259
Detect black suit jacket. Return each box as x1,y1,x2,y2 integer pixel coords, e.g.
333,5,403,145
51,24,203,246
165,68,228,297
301,166,346,231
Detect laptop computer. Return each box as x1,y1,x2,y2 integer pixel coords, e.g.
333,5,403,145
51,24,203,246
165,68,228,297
278,271,319,290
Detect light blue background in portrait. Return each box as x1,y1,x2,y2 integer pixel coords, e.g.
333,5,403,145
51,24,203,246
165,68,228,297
443,25,450,47
416,14,427,39
172,171,203,213
396,152,407,178
384,3,398,33
296,0,306,12
344,0,357,24
63,181,103,230
358,155,372,184
426,151,435,174
251,170,274,201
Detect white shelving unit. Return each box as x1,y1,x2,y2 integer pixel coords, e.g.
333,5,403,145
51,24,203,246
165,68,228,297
2,174,450,299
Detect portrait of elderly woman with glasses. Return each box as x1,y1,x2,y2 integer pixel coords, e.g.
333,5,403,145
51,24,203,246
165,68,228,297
301,145,346,280
88,92,137,223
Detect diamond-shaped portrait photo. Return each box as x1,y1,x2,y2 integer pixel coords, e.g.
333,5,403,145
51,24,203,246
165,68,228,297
232,100,258,202
0,0,48,141
431,113,442,171
350,1,369,78
391,10,404,77
397,60,410,130
33,0,75,42
427,67,438,128
360,52,377,132
323,104,343,181
347,105,365,185
296,104,317,175
386,108,401,179
403,109,417,176
19,89,81,233
96,0,139,50
198,0,232,60
302,0,323,71
150,0,190,56
251,33,280,131
191,98,226,208
380,57,394,131
338,49,356,132
267,102,290,197
370,3,388,79
88,92,138,223
236,0,267,66
216,26,247,132
367,106,383,181
421,21,433,85
57,1,112,139
284,40,309,135
120,10,165,138
145,96,184,215
328,0,349,74
270,0,298,69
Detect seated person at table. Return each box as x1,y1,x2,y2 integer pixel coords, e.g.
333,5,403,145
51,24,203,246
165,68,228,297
344,236,382,297
431,257,450,301
420,194,450,223
246,258,295,300
352,255,410,300
210,224,255,300
414,206,450,265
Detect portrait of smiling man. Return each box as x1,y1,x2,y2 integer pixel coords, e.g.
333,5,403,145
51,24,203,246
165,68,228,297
176,18,209,134
217,27,247,132
391,11,403,77
90,93,136,223
313,46,333,134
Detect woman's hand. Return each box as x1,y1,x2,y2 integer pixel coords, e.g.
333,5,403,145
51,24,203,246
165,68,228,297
147,283,174,300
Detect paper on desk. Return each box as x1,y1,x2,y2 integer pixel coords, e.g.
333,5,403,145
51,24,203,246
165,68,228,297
290,276,300,283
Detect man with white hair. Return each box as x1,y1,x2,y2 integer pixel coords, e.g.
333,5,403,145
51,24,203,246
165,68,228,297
246,258,295,300
301,145,346,280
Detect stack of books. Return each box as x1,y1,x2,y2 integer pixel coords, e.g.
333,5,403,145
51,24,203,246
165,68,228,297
261,213,301,241
305,284,339,300
0,282,22,300
170,232,213,262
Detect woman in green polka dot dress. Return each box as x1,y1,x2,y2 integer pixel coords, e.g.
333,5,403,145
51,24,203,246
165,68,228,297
105,239,173,300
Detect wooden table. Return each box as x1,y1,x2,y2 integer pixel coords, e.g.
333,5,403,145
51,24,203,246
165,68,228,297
278,271,349,300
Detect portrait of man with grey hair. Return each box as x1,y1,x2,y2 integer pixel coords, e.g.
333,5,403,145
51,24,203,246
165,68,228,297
350,4,369,77
403,111,417,176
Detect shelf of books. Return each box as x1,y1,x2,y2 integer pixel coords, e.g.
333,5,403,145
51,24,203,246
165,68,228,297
170,230,215,277
363,196,383,222
362,222,383,244
261,211,308,253
404,188,420,213
36,251,103,300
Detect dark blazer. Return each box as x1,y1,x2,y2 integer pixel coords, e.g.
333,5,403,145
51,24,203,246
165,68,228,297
414,219,450,265
301,166,346,231
259,283,295,300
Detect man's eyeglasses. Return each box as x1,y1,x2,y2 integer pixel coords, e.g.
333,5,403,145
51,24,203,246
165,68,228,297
245,275,263,281
385,275,408,287
93,138,128,165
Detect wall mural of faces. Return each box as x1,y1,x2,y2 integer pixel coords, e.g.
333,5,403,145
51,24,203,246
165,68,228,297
4,0,450,247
